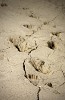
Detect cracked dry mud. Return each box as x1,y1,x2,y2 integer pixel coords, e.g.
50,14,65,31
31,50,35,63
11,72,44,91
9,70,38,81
0,0,65,100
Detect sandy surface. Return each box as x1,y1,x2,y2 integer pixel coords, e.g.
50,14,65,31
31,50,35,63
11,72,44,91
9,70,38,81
0,0,65,100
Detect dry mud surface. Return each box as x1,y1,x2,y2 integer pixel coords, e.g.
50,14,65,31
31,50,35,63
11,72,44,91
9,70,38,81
0,0,65,100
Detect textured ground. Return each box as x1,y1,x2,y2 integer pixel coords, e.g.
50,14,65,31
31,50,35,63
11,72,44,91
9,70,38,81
0,0,65,100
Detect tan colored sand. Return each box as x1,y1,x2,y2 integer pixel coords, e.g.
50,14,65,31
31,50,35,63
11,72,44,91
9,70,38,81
0,0,65,100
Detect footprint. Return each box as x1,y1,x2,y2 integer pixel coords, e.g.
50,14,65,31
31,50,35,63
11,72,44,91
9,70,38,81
9,35,25,46
18,40,37,53
45,82,53,88
47,41,55,50
23,60,39,86
51,32,61,37
9,35,37,53
29,57,50,74
9,35,25,51
27,74,39,86
22,7,29,10
29,11,37,19
23,24,32,29
0,3,7,7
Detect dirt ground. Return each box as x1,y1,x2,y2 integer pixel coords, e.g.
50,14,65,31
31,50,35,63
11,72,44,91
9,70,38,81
0,0,65,100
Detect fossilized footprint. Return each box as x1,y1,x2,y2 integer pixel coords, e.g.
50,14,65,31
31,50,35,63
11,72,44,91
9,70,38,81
9,35,25,51
18,40,37,52
27,74,39,86
9,35,37,53
29,57,50,74
23,59,39,86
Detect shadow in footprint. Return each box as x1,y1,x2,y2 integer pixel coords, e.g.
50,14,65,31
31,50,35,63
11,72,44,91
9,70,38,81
0,1,7,7
23,24,32,29
22,7,29,10
47,41,55,50
51,32,61,37
27,74,39,86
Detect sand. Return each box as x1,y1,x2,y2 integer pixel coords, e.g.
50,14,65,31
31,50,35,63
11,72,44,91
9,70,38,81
0,0,65,100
